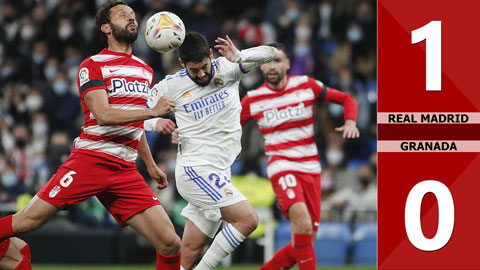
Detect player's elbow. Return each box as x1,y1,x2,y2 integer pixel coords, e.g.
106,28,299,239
95,113,115,126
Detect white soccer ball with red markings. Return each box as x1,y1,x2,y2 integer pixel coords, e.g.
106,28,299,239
144,11,186,53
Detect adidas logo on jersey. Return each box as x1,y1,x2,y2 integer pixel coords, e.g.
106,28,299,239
181,91,192,98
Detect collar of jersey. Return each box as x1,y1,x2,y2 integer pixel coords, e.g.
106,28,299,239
101,48,132,57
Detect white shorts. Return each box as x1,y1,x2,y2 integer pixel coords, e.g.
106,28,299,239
176,164,247,238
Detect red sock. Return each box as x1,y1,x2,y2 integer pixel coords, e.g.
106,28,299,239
293,234,316,270
0,215,14,242
260,243,296,270
15,244,32,270
156,251,181,270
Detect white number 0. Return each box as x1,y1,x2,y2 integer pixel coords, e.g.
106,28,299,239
405,180,454,251
59,170,77,188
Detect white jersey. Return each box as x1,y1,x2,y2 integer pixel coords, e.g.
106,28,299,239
147,57,246,169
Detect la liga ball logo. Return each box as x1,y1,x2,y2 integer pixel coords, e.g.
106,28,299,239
150,88,159,99
79,68,88,79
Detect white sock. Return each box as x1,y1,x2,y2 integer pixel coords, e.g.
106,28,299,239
194,223,246,270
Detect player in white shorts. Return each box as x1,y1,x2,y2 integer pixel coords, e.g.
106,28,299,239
145,32,278,269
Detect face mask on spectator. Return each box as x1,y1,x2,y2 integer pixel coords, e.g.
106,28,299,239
295,26,311,39
33,121,48,135
26,95,43,111
32,53,46,64
58,25,73,40
326,149,344,166
287,9,300,21
1,172,18,188
44,67,58,81
21,25,35,41
347,26,363,43
53,80,69,95
294,43,310,57
1,66,13,78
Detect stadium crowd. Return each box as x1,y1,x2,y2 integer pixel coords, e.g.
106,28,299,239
0,0,377,262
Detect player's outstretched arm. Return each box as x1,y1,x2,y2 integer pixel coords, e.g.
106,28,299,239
215,35,279,71
335,119,360,139
138,132,168,189
84,90,174,125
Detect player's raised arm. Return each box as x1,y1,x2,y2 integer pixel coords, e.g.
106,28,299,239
215,35,279,72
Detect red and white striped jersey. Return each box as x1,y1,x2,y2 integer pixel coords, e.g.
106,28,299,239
73,49,153,167
241,75,357,178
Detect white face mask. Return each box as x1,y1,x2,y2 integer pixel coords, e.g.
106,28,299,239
326,149,344,166
44,67,58,81
347,26,363,43
26,95,43,111
58,24,73,40
295,26,311,39
2,171,18,188
53,80,69,95
32,53,46,64
21,25,35,41
32,121,48,135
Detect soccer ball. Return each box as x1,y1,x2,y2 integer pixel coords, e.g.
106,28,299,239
144,11,186,53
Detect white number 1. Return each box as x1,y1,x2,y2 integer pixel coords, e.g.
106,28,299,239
411,21,442,91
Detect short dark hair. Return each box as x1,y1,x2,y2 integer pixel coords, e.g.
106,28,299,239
95,0,128,47
178,32,210,64
267,42,289,59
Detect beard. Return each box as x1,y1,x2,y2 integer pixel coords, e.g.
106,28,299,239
192,73,212,86
265,71,285,86
110,21,137,45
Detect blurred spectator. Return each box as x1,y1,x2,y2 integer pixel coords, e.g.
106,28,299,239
236,8,276,47
44,70,81,138
47,131,71,176
327,164,377,223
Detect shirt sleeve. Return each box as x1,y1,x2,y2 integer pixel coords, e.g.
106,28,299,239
144,118,160,131
240,94,252,127
309,77,358,122
77,60,106,100
231,46,279,74
324,87,358,122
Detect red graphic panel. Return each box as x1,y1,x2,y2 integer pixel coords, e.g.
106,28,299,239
378,0,480,268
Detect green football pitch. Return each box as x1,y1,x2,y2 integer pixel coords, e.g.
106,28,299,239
32,265,376,270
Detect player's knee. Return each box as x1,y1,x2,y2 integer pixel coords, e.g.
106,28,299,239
292,219,313,235
158,234,181,255
243,210,259,234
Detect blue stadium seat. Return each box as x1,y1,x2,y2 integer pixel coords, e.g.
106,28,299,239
352,222,377,265
314,222,351,266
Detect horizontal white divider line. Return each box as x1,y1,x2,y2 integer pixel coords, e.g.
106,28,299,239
378,140,480,152
378,112,480,124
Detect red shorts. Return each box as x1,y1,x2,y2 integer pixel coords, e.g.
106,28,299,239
270,171,321,231
37,152,160,226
